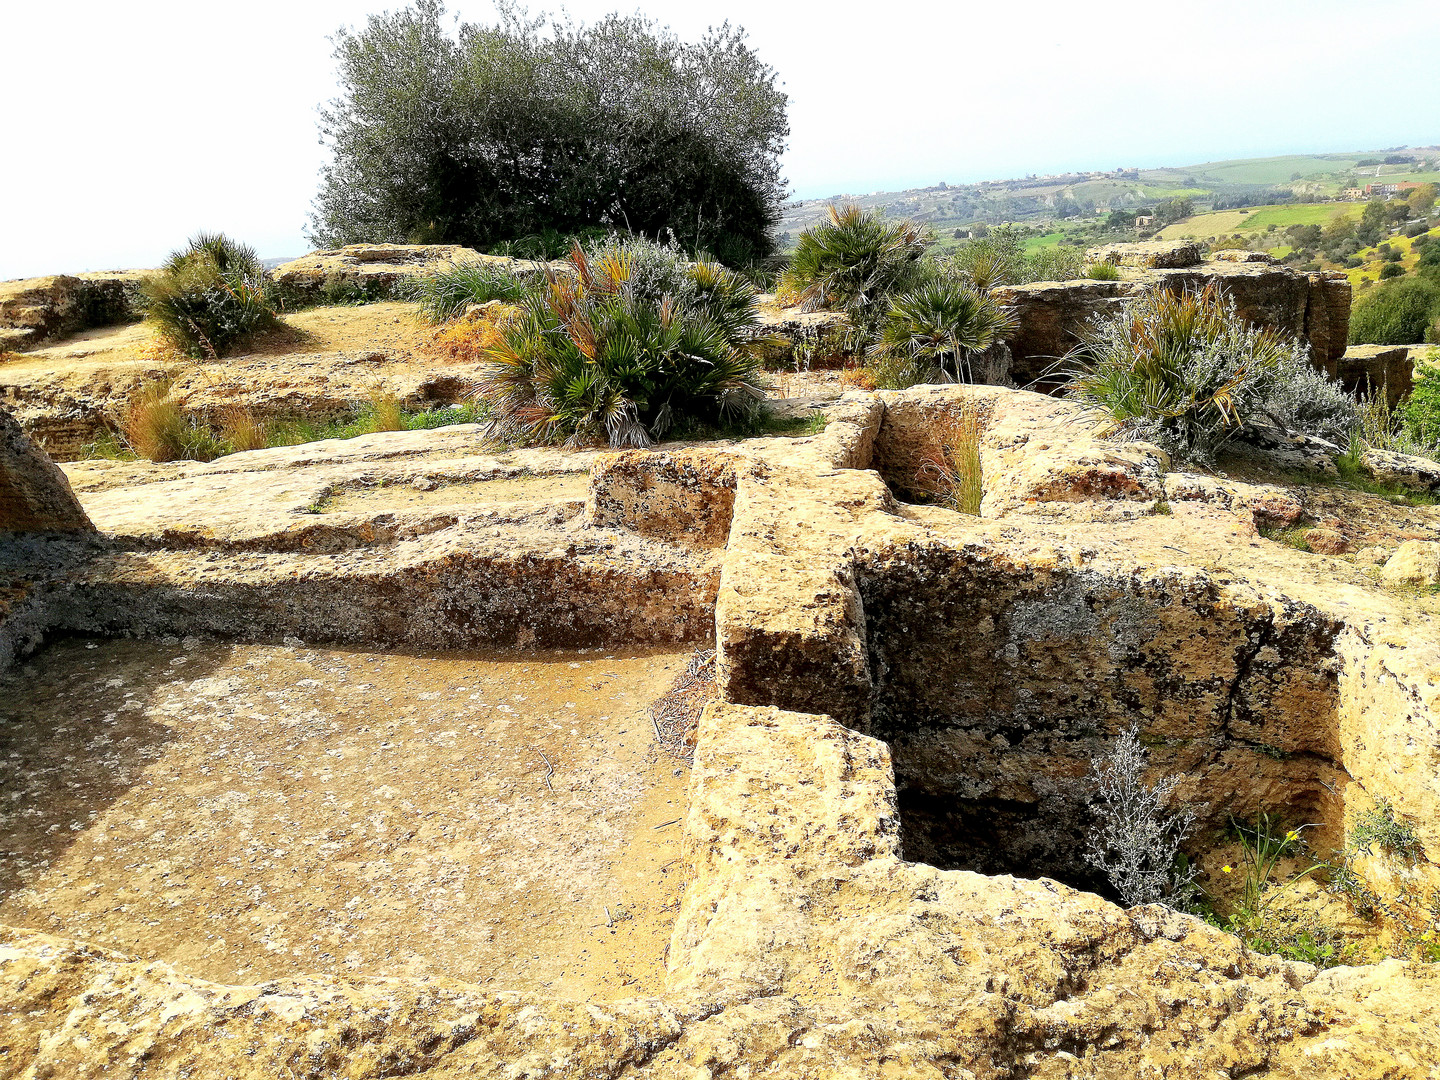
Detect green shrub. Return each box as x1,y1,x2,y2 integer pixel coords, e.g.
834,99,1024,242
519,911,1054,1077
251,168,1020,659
1058,283,1357,462
411,262,535,323
1402,350,1440,449
944,227,1086,289
1024,245,1087,283
1380,262,1406,280
478,247,764,447
870,280,1016,384
141,233,283,358
1349,276,1440,345
777,204,930,318
1086,261,1122,280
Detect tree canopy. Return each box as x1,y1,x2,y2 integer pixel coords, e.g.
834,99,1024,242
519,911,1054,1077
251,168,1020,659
310,0,789,264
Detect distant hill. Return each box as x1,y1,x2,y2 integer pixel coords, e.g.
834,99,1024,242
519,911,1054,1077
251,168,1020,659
776,148,1440,250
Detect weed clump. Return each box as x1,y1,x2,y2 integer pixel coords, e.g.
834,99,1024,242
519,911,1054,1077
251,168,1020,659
141,233,284,359
1057,283,1358,463
1349,798,1422,861
915,404,987,515
122,379,228,462
411,263,534,323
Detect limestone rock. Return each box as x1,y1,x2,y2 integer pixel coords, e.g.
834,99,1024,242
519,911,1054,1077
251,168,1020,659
0,271,147,351
1163,472,1305,530
1336,344,1421,406
1381,540,1440,587
269,244,562,302
1086,240,1204,268
1211,249,1278,263
1361,446,1440,494
1306,526,1351,555
0,404,94,533
750,300,855,368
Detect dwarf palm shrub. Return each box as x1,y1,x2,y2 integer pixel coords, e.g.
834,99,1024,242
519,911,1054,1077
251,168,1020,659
142,233,283,358
1057,283,1357,462
478,247,765,447
870,280,1016,384
777,204,930,317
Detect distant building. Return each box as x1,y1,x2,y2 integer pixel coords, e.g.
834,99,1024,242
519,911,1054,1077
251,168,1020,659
1134,215,1155,228
1365,183,1400,197
1341,188,1365,200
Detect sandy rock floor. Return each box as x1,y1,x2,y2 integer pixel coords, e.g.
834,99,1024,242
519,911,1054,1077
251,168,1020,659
0,638,691,999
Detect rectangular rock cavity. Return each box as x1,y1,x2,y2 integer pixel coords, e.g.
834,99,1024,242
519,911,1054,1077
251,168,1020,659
857,545,1349,894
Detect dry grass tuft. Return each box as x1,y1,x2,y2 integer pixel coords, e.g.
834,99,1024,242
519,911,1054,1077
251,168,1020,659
367,388,405,433
916,403,989,515
218,405,267,452
122,379,226,463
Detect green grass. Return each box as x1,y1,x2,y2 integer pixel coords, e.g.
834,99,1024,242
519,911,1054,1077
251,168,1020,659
1023,231,1066,251
84,401,496,463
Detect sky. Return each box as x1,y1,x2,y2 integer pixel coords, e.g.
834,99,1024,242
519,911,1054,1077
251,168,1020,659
3,0,1438,279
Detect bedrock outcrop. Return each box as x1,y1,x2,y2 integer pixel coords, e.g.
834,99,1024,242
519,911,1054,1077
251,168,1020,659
2,386,1439,1075
0,270,147,351
270,244,563,301
2,702,1438,1078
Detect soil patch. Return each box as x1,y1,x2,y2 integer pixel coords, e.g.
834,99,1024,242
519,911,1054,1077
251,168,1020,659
0,638,690,999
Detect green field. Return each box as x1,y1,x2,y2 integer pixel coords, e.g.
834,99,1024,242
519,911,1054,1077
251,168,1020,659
1150,154,1369,186
1158,202,1361,240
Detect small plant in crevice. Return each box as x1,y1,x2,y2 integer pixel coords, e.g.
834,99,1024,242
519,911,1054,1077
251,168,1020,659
1083,726,1201,908
1086,261,1121,281
1225,812,1324,916
915,404,988,515
1349,798,1423,861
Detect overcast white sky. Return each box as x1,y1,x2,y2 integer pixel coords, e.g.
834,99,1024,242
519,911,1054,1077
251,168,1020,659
3,0,1437,278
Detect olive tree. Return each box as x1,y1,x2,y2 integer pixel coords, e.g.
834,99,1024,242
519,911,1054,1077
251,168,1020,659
310,0,789,264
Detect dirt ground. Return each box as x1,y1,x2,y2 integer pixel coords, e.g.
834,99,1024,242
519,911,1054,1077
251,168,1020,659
0,303,432,374
321,473,590,514
0,638,693,999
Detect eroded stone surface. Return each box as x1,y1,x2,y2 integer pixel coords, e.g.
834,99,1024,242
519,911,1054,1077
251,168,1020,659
2,383,1439,1075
